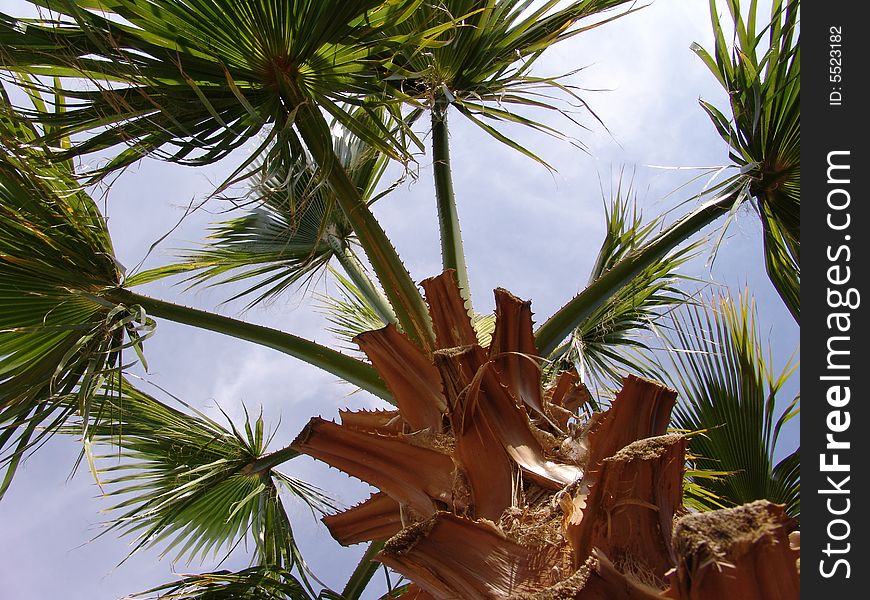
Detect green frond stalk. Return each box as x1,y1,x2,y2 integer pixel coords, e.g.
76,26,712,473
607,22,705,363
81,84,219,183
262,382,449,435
285,85,435,352
389,0,637,161
546,179,699,392
536,188,739,358
107,288,390,401
539,0,801,354
431,100,472,311
331,243,397,327
340,541,387,600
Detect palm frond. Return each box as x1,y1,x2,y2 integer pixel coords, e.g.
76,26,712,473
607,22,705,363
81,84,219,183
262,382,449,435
81,380,334,574
0,0,424,179
0,91,151,497
318,269,388,353
666,292,800,520
130,566,317,600
389,0,637,161
132,110,393,310
318,268,497,354
693,0,800,320
546,178,699,393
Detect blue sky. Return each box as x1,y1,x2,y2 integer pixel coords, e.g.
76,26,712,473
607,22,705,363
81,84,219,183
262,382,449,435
0,1,798,598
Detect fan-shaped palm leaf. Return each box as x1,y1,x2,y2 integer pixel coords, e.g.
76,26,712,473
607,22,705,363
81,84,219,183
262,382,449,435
2,1,441,350
130,566,316,599
0,91,152,497
666,292,799,519
692,0,800,320
82,380,333,578
392,0,636,160
545,179,698,395
133,113,395,320
384,0,635,303
0,0,423,176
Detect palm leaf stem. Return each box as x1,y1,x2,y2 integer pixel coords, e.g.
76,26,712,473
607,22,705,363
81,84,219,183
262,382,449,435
432,102,472,310
341,541,386,600
108,288,390,400
536,189,741,355
241,444,299,476
330,238,398,327
285,85,436,352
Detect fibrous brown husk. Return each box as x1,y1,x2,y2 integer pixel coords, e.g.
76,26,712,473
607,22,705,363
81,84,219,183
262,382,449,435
565,435,686,580
665,500,799,600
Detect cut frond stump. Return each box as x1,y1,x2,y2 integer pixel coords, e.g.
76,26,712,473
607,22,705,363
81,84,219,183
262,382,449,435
292,272,800,599
322,492,403,546
665,501,799,600
565,435,686,579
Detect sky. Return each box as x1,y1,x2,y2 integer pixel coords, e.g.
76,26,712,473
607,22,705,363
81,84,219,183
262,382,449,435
0,1,799,598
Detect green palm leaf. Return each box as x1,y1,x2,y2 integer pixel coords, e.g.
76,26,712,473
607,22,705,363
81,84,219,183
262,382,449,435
666,292,799,519
317,269,388,353
693,0,800,320
0,92,151,497
0,0,422,178
130,566,316,599
537,0,801,355
134,113,395,320
2,1,444,350
317,268,497,354
389,1,636,303
391,0,636,159
545,179,698,394
82,380,333,577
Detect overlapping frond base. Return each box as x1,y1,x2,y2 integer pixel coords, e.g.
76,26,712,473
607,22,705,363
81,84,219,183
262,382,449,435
293,271,799,599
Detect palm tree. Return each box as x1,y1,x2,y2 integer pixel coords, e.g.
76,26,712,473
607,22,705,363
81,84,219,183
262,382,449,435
0,0,799,598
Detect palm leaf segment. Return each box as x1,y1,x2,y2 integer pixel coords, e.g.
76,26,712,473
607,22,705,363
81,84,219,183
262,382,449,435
85,380,333,591
1,1,437,349
667,292,799,520
547,181,698,394
132,566,318,600
138,114,392,312
390,0,634,162
0,96,152,497
693,0,800,321
0,0,421,178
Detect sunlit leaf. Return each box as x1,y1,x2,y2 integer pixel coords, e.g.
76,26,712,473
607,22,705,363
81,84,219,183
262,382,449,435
0,92,150,497
80,380,334,575
666,292,799,520
693,0,800,320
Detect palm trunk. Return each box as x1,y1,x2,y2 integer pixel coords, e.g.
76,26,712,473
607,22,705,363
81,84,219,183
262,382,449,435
293,271,800,599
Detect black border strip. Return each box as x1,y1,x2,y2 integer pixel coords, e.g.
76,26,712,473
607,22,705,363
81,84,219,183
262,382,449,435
802,3,867,596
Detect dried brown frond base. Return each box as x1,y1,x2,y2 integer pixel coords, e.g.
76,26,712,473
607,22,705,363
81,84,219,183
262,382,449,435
292,271,800,600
